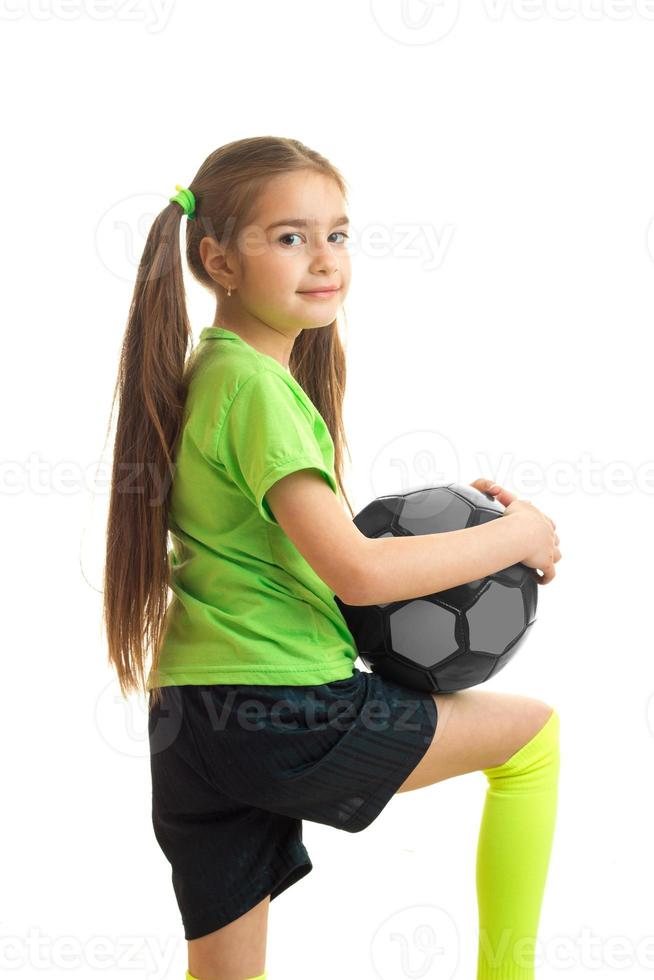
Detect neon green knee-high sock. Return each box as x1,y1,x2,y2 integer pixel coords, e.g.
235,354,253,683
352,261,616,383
186,972,266,980
475,708,560,979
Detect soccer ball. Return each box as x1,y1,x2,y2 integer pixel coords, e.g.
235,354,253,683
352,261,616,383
335,482,538,693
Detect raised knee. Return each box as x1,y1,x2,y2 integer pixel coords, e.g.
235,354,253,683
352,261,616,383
486,704,559,778
535,699,556,723
527,701,559,748
528,701,558,744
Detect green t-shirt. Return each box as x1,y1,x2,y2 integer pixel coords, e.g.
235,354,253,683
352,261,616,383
146,326,358,690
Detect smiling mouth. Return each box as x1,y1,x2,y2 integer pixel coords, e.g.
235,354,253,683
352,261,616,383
298,287,341,295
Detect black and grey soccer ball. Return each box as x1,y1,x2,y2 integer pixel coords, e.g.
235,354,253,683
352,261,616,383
335,482,538,693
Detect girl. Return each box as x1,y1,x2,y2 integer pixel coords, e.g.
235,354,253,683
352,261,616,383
103,136,562,980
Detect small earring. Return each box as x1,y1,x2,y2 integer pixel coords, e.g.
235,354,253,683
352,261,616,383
227,284,232,297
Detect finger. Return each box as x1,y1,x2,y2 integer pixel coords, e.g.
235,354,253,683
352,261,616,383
485,482,518,504
469,478,518,507
492,487,518,506
469,478,492,491
470,477,501,492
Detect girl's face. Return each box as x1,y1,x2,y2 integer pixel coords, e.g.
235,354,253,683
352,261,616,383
223,169,352,335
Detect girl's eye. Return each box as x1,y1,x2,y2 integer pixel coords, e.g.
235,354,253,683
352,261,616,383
278,231,350,246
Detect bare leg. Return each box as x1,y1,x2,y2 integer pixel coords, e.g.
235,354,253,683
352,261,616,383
394,689,559,979
187,894,269,980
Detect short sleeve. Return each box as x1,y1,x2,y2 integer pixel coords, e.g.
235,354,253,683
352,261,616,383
216,369,338,525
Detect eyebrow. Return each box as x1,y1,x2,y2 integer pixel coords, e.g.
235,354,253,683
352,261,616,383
265,214,350,231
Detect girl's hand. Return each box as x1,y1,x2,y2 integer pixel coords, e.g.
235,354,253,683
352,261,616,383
469,477,518,507
503,499,561,584
469,478,561,584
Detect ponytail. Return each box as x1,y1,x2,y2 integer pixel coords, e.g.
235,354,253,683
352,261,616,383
103,197,193,708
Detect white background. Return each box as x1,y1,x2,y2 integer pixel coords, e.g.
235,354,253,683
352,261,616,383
2,1,653,978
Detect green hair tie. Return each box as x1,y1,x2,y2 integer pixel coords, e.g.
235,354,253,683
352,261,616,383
169,183,196,220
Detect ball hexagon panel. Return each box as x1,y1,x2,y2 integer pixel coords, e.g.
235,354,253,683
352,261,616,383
466,581,527,656
431,650,497,692
396,488,474,535
388,599,459,667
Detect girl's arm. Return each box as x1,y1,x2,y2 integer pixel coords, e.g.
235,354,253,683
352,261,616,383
266,468,370,605
361,512,531,605
266,470,532,607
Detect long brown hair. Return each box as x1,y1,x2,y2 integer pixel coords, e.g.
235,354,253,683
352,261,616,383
103,136,355,709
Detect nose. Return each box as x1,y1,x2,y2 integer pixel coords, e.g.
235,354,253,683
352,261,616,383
308,239,339,276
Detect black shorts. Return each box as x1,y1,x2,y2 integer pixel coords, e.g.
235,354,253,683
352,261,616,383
148,666,438,940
